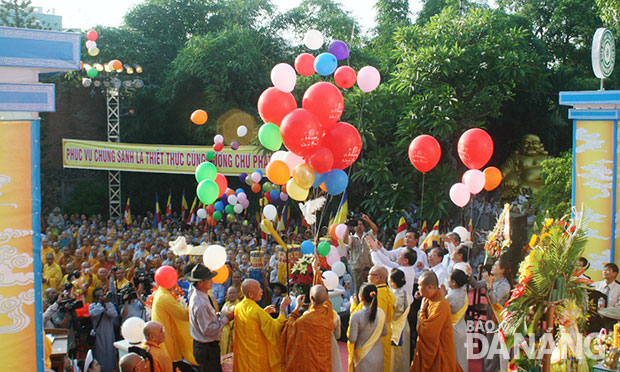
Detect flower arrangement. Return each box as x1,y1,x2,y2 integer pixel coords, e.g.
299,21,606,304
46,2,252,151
500,211,594,372
290,255,313,296
484,203,512,259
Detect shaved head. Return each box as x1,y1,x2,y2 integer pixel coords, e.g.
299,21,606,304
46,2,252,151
419,270,439,288
119,353,142,372
310,284,328,305
369,266,388,285
241,279,262,301
143,321,165,345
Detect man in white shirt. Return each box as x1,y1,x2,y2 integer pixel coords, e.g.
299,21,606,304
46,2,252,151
428,248,449,290
440,232,461,270
366,236,417,300
593,263,620,308
378,231,428,284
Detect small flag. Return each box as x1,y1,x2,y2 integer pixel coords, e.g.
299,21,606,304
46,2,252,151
186,196,197,226
329,190,348,226
181,190,189,221
166,191,173,221
393,217,407,249
419,220,428,242
123,196,132,226
154,193,162,230
468,218,473,234
421,220,440,250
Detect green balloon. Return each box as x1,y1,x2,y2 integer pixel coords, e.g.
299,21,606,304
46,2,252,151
213,210,222,221
196,180,219,205
225,204,235,214
245,175,253,186
87,68,99,78
317,241,331,257
262,182,270,192
195,161,217,182
206,151,215,161
258,123,282,151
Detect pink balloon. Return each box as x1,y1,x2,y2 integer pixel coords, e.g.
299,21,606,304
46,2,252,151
85,40,97,49
462,169,485,194
271,63,297,93
450,183,471,208
326,246,340,267
241,199,250,209
154,265,178,289
335,224,347,240
251,172,262,183
357,66,381,93
283,152,304,177
280,192,289,201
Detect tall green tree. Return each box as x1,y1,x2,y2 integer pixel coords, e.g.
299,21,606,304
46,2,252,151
596,0,620,33
0,0,43,28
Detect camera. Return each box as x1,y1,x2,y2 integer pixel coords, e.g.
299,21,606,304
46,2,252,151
67,270,81,282
58,297,83,311
346,213,363,228
133,268,154,290
119,284,137,303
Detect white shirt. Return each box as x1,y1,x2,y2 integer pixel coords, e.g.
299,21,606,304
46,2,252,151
370,250,415,301
594,280,620,307
381,246,428,284
431,263,449,288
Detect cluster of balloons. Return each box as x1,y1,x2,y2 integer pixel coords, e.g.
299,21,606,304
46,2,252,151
191,109,208,125
195,161,228,205
213,134,225,152
86,30,99,56
252,31,382,202
198,187,251,225
203,244,229,284
238,169,266,193
450,129,503,207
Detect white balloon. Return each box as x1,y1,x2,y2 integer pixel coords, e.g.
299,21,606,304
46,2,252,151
453,226,470,243
227,195,238,205
214,134,224,144
331,261,346,277
85,40,97,49
335,224,347,240
234,204,243,214
237,192,247,201
271,150,287,162
271,63,297,93
203,244,226,270
237,125,248,137
263,204,277,221
121,317,146,344
322,271,339,290
197,208,207,219
304,29,324,50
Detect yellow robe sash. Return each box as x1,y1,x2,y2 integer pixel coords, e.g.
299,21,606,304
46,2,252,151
487,294,505,324
451,300,468,325
353,310,386,367
391,302,410,344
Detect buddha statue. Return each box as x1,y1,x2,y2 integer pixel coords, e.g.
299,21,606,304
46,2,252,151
501,134,550,197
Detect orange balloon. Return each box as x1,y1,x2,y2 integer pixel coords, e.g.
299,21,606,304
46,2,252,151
109,59,122,70
212,264,229,284
191,109,208,125
320,183,327,192
483,167,502,191
266,160,291,185
225,188,235,197
207,216,216,226
251,183,261,193
329,224,338,240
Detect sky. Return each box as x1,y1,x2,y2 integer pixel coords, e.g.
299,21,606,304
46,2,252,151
34,0,424,31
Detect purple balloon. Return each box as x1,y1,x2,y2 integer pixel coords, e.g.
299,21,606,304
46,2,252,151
239,172,247,182
231,141,240,150
328,40,349,60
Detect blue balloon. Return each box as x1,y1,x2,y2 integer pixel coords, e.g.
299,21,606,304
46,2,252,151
214,201,224,211
255,169,263,177
220,194,228,205
301,240,315,255
325,169,348,195
314,53,338,76
313,172,325,188
236,188,245,195
270,189,280,200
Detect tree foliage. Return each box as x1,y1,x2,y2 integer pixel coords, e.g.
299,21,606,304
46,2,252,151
532,152,572,222
0,0,44,28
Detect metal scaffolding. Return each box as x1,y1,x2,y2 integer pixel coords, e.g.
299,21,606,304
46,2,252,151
107,89,121,220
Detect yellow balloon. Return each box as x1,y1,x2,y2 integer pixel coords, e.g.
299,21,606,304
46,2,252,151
293,163,315,189
286,178,309,201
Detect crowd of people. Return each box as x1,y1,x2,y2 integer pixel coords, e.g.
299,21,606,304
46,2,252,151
40,204,522,372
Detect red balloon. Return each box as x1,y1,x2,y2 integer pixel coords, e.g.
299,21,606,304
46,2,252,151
215,173,228,198
295,53,315,76
458,128,493,169
87,30,98,41
280,109,324,157
334,66,356,89
206,205,215,214
322,122,362,169
408,135,441,173
307,147,334,174
264,191,272,202
257,87,297,126
154,265,178,289
302,82,344,129
214,142,224,152
207,216,216,226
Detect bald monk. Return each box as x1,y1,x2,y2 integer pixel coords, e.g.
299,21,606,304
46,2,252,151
119,352,147,372
233,279,291,372
411,271,462,372
281,255,335,372
348,265,394,372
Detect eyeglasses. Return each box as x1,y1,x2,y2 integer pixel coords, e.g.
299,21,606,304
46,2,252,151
133,357,148,372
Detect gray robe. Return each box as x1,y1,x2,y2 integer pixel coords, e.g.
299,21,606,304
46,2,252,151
390,287,410,372
446,287,468,372
89,301,118,372
349,306,388,372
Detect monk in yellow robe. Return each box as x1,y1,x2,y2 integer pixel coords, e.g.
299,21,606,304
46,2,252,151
233,278,291,372
43,253,63,292
281,255,335,372
151,285,197,366
348,266,394,372
411,271,462,372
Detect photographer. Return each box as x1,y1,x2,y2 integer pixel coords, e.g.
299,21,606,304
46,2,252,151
51,283,83,358
121,282,146,322
343,213,378,294
89,287,118,372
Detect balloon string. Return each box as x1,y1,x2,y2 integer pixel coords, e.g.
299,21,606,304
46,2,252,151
420,172,425,220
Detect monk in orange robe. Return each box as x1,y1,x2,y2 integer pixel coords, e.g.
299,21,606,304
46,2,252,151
281,256,335,372
411,271,462,372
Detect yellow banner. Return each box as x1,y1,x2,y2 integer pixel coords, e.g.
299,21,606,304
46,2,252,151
62,139,269,176
0,121,39,371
